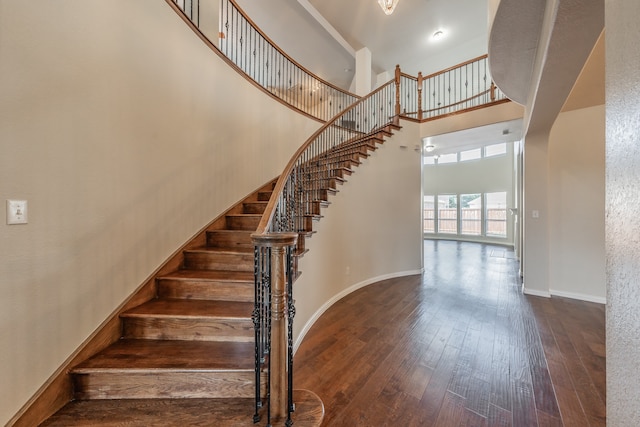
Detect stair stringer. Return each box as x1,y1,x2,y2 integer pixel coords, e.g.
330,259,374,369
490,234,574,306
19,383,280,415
9,178,278,427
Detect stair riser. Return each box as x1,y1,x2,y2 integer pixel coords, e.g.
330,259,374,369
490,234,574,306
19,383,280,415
301,217,314,232
300,167,352,178
183,252,253,272
225,216,260,231
157,279,253,302
206,231,253,249
73,371,262,400
122,318,253,342
242,202,268,214
323,160,359,169
257,192,272,201
302,189,334,202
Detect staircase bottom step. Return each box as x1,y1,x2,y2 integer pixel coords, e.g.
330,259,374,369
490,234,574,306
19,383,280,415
41,398,255,426
42,390,324,426
73,369,256,400
71,340,259,399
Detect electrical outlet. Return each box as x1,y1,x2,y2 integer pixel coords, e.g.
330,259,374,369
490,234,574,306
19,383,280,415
7,200,28,224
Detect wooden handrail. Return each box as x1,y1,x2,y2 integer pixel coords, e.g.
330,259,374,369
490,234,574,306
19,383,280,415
421,54,489,80
422,88,493,114
254,79,397,236
168,2,505,127
167,0,359,122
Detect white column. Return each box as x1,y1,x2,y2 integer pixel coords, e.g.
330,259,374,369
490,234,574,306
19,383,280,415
522,131,550,297
355,47,372,96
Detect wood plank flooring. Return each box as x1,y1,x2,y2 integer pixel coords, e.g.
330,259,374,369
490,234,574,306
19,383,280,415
294,240,606,426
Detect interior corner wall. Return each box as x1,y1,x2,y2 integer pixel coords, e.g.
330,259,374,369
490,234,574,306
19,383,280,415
293,121,423,348
0,1,319,424
521,131,550,297
606,0,640,423
548,105,605,303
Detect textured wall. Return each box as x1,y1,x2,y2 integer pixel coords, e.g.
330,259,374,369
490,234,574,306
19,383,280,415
606,0,640,423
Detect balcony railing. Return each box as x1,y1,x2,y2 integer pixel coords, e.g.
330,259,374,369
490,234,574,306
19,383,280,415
171,0,360,122
169,1,508,124
398,55,508,121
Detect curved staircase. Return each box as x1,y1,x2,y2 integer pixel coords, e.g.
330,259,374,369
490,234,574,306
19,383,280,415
38,125,399,426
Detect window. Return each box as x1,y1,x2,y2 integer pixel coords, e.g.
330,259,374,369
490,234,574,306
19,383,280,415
460,194,481,235
460,148,481,162
437,153,458,164
423,195,435,233
485,192,507,237
423,156,436,165
438,195,457,234
424,192,509,239
484,143,507,157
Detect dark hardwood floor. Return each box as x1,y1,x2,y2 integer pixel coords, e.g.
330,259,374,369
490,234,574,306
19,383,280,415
294,240,606,426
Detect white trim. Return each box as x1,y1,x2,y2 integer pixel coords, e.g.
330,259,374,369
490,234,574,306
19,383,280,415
293,269,423,353
522,285,607,305
522,284,551,298
550,289,606,305
296,0,356,56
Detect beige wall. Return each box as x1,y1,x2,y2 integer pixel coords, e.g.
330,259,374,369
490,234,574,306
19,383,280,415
0,1,319,424
294,122,423,348
522,105,606,303
548,105,605,302
522,130,551,296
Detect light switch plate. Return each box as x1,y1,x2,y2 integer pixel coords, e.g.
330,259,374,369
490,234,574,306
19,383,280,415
7,200,28,224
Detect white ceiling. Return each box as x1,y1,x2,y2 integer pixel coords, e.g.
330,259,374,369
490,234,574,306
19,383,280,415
235,0,489,90
423,119,524,157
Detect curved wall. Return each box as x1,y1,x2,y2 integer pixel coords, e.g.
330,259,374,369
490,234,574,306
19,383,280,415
293,121,424,348
0,1,319,424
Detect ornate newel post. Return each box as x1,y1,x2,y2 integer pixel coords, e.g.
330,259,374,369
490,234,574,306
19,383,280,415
252,232,298,426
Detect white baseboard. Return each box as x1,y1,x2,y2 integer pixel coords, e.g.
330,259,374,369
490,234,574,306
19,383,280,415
522,284,606,304
522,285,551,298
550,289,606,305
293,269,423,353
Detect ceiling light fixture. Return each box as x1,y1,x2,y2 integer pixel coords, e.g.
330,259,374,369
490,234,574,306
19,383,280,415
432,30,445,40
424,144,435,152
378,0,400,15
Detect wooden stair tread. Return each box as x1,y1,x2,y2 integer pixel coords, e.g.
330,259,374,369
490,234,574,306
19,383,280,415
40,398,256,426
73,340,254,372
185,246,254,255
158,269,253,282
41,389,323,426
207,229,253,234
122,299,252,319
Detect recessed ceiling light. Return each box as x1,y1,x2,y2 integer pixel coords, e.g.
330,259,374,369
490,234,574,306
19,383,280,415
432,30,445,40
424,144,435,152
